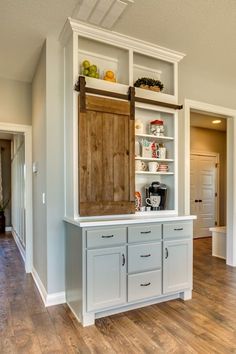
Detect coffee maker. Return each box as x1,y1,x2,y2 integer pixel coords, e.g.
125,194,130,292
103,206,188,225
146,181,167,210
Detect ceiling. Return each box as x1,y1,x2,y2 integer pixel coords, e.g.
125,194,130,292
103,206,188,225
190,112,226,132
1,0,236,84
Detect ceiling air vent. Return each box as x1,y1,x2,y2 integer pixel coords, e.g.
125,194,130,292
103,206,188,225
72,0,134,29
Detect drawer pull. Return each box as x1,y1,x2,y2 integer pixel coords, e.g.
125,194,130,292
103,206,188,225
165,248,169,259
122,254,126,266
140,282,151,287
101,235,114,238
140,254,151,258
174,228,183,231
140,231,151,234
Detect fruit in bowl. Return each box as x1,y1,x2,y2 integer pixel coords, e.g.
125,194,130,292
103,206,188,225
81,60,99,79
103,70,116,82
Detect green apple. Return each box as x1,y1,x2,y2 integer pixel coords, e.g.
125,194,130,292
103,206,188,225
89,72,97,78
83,69,89,76
89,65,97,73
82,60,90,69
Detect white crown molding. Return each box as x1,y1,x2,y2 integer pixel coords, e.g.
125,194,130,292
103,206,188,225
32,267,66,307
59,17,185,63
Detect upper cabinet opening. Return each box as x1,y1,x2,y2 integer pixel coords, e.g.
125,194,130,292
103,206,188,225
78,36,129,88
133,52,175,100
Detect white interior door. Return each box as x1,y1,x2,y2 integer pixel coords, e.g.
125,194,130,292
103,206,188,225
190,154,217,238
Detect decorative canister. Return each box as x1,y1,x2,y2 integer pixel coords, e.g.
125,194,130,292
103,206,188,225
150,119,165,136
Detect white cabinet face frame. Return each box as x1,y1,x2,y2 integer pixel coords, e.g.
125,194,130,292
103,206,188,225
184,99,236,266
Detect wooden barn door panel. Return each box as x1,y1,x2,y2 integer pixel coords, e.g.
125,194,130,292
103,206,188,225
79,95,135,216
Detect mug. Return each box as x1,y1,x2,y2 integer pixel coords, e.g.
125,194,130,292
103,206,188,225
146,195,161,208
159,147,167,159
148,161,159,172
135,160,147,171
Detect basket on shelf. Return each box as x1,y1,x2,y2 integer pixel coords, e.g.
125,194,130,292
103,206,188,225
134,77,164,92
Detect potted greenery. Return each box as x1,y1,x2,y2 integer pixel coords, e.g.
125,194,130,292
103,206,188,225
0,198,9,233
134,77,164,92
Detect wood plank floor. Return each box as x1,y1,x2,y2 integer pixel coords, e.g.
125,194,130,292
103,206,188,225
0,234,235,353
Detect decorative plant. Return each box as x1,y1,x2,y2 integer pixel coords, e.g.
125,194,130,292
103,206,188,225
0,198,9,213
134,77,164,91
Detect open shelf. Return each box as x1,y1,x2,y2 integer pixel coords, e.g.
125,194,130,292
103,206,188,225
135,133,174,141
78,36,129,86
135,157,173,162
133,52,175,98
135,171,174,175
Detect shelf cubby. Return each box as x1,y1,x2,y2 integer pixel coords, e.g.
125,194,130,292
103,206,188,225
78,36,129,86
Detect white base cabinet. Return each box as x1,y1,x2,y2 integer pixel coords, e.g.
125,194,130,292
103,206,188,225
87,246,126,311
65,218,194,326
163,239,192,294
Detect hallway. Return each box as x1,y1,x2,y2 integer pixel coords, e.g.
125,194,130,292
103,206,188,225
1,234,236,353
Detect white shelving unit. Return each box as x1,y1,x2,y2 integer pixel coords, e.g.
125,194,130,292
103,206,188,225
60,18,184,217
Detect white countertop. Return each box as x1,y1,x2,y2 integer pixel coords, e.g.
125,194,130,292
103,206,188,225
64,214,197,228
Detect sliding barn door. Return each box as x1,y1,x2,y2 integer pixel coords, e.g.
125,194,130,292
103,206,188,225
79,95,135,216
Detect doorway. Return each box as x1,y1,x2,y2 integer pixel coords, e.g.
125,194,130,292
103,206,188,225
0,123,32,272
184,99,236,266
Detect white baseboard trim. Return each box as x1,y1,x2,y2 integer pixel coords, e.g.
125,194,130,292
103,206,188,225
6,226,12,232
31,267,66,307
12,229,26,263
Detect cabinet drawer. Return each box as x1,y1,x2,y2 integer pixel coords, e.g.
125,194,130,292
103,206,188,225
87,228,126,248
128,270,162,302
128,224,162,243
163,222,192,239
128,242,161,273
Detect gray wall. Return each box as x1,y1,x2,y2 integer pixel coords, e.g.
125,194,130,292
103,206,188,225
0,139,11,226
32,37,65,295
45,36,65,294
178,57,236,215
0,77,31,125
32,43,47,290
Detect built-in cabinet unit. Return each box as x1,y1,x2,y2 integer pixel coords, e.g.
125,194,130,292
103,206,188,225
65,218,193,326
60,18,185,218
61,19,195,328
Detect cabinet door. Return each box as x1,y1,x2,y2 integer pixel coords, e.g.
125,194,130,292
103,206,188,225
87,246,126,311
79,95,135,216
163,239,192,294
